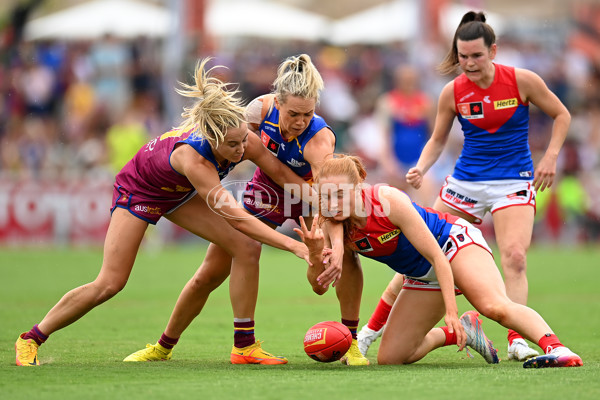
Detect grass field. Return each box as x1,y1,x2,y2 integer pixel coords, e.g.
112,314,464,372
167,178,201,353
1,244,599,399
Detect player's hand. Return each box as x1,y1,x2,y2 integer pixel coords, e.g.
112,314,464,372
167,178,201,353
317,244,343,287
533,154,557,192
316,256,342,289
445,312,466,351
406,167,424,189
294,216,325,254
321,247,334,266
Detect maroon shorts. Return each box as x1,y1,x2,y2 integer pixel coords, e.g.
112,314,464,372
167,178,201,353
111,184,195,225
242,174,310,227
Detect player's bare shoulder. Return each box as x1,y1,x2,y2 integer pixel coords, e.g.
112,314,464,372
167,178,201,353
439,81,456,110
246,94,275,132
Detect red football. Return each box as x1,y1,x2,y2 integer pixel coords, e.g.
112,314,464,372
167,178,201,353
303,321,352,362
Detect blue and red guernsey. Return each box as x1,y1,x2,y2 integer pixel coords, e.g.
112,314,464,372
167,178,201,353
453,63,533,181
348,185,458,277
252,104,333,186
388,90,430,166
115,128,241,201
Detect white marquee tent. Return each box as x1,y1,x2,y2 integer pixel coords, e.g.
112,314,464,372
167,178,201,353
24,0,175,40
23,0,504,44
206,0,330,42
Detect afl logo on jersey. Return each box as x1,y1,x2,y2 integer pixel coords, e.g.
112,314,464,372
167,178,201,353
494,98,518,110
457,102,484,119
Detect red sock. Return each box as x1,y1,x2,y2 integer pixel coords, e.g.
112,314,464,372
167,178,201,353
22,324,48,346
538,333,563,354
507,329,523,346
441,326,457,346
367,299,392,331
342,319,359,340
158,333,179,350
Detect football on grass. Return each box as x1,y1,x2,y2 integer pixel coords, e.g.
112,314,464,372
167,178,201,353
303,321,352,362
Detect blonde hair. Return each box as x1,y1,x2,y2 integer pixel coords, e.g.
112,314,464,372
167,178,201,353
315,154,368,243
174,58,246,147
272,54,324,104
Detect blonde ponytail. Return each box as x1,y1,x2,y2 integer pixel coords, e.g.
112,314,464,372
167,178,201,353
175,58,246,147
272,54,324,104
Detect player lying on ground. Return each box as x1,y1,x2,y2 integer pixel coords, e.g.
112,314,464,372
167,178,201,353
296,154,582,368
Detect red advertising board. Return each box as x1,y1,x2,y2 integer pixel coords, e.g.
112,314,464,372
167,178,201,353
0,177,112,245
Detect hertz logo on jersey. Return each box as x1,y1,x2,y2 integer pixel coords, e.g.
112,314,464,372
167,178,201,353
377,229,400,244
494,98,518,110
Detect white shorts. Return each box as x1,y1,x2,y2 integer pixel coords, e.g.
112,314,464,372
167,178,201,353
438,176,536,224
402,219,492,292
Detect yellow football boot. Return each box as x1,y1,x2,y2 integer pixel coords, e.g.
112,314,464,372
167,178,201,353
15,333,40,366
123,343,172,362
340,339,370,366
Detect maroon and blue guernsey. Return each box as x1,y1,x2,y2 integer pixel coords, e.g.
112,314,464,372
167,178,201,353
348,185,458,277
112,128,242,224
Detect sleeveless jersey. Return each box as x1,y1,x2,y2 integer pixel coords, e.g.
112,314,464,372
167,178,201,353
348,185,458,277
453,63,533,181
252,103,333,185
387,90,430,166
115,128,241,200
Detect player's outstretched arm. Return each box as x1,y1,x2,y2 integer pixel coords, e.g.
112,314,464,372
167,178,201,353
173,144,310,261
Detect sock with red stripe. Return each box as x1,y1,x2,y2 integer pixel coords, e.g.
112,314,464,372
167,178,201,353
342,319,359,340
538,333,563,354
441,326,458,346
367,298,392,331
234,318,255,349
22,324,48,346
507,329,524,346
158,333,179,350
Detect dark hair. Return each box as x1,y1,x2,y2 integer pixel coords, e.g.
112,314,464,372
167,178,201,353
438,11,496,75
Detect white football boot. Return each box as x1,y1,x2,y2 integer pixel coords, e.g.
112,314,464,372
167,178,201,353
356,324,384,356
507,338,539,361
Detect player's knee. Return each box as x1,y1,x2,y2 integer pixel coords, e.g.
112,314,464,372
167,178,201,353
190,269,227,292
377,352,408,365
501,246,527,275
93,279,126,302
477,302,509,324
232,237,262,264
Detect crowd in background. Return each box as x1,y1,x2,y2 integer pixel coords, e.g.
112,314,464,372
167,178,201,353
1,13,600,245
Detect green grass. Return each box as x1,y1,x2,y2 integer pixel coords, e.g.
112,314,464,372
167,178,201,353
1,244,599,399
